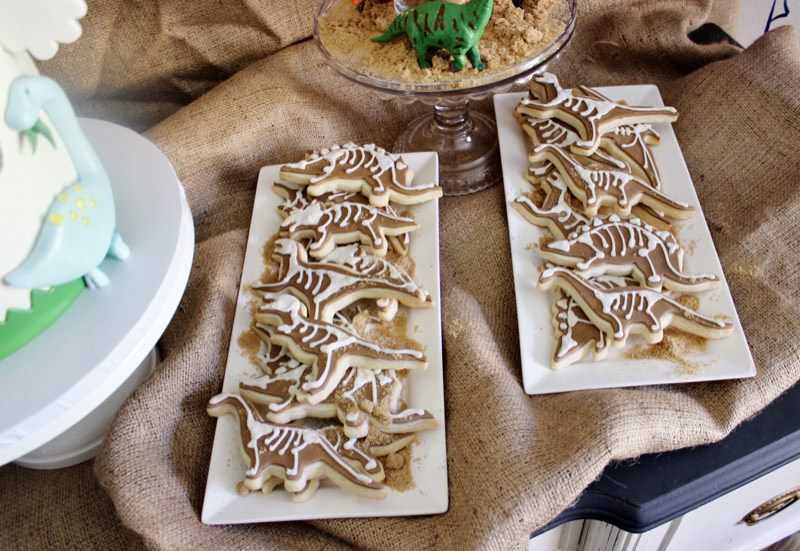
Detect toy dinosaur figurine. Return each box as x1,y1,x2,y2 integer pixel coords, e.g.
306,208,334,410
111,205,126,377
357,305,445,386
371,0,494,71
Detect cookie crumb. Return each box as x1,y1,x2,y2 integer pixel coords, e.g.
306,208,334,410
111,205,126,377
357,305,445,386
318,0,568,84
385,452,405,470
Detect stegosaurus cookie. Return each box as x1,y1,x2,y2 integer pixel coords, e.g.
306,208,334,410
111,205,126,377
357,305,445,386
279,143,442,207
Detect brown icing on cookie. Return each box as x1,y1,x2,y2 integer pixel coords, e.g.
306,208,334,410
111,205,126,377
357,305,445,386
254,294,427,405
540,215,719,293
539,266,734,346
600,123,662,190
551,276,638,369
279,143,442,207
518,73,678,156
206,393,387,499
240,339,436,438
514,167,589,239
529,144,694,219
280,200,418,258
253,238,431,323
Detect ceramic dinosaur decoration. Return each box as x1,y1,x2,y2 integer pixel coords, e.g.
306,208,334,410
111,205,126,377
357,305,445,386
371,0,494,71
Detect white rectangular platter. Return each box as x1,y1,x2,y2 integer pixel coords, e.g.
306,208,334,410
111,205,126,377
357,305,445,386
494,86,757,395
202,152,448,524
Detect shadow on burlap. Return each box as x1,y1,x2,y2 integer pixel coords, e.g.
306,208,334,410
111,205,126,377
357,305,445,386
2,1,799,549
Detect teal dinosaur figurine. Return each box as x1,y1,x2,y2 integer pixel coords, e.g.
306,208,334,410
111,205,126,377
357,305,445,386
371,0,494,72
4,76,130,290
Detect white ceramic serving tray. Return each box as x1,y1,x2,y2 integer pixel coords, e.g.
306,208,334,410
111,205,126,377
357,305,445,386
494,86,756,395
202,152,448,524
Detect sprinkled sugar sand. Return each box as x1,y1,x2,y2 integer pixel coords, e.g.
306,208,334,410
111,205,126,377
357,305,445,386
318,0,568,84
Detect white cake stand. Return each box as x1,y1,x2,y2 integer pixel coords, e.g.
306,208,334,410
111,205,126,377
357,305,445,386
0,118,194,469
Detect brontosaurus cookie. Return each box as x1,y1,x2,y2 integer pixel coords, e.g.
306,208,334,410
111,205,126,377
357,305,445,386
517,72,678,156
280,199,418,258
540,215,718,293
539,266,733,346
254,238,431,323
529,144,693,219
207,393,389,500
254,294,427,405
279,143,442,207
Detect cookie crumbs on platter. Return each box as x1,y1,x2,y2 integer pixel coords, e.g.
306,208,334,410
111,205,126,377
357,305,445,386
237,327,262,362
318,0,568,84
625,329,708,374
382,447,415,491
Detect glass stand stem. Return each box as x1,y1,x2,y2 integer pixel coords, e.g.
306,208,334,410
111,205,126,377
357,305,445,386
394,100,500,196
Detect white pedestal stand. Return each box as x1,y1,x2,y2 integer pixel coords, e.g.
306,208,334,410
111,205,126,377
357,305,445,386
0,119,194,469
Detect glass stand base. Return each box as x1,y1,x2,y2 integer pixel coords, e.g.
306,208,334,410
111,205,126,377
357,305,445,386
393,102,501,196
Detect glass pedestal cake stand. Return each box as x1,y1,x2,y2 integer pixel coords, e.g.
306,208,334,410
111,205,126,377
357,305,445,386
314,0,576,195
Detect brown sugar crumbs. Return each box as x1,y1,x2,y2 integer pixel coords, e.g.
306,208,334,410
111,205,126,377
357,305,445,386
318,0,569,84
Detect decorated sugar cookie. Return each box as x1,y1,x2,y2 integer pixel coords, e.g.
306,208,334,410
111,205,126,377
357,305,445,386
529,144,694,219
539,266,733,346
517,72,678,156
550,275,636,369
279,143,442,207
255,294,427,405
254,238,431,323
514,168,589,239
207,393,389,500
240,338,437,438
540,215,718,293
281,199,418,258
601,124,662,190
519,118,627,170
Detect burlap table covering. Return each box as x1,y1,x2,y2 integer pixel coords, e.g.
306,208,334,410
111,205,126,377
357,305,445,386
2,1,799,549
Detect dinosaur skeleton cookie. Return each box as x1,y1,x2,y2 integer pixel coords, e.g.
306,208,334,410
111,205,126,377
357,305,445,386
529,144,693,219
274,183,412,256
514,168,589,239
539,266,733,346
517,72,678,156
254,238,431,323
240,339,436,438
280,199,418,259
550,276,638,369
539,215,718,293
207,393,417,500
254,294,427,405
279,143,442,207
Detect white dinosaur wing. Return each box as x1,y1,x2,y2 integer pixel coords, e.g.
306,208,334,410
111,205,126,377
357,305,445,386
0,0,87,60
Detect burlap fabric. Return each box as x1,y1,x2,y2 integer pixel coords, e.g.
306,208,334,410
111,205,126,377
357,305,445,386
2,1,799,549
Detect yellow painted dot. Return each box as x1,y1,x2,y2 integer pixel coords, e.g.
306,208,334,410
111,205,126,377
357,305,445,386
75,198,86,209
81,217,90,226
74,184,83,192
70,211,79,221
49,214,64,225
57,192,69,203
88,199,96,208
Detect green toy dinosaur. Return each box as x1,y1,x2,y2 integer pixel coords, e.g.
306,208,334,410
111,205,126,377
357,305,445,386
371,0,494,72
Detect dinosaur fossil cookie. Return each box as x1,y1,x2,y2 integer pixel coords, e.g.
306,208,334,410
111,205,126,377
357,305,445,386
207,393,397,500
529,144,693,219
240,338,436,438
517,72,678,156
254,238,431,323
550,276,638,369
254,294,427,405
280,143,442,207
280,198,418,259
539,266,733,346
539,215,718,293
